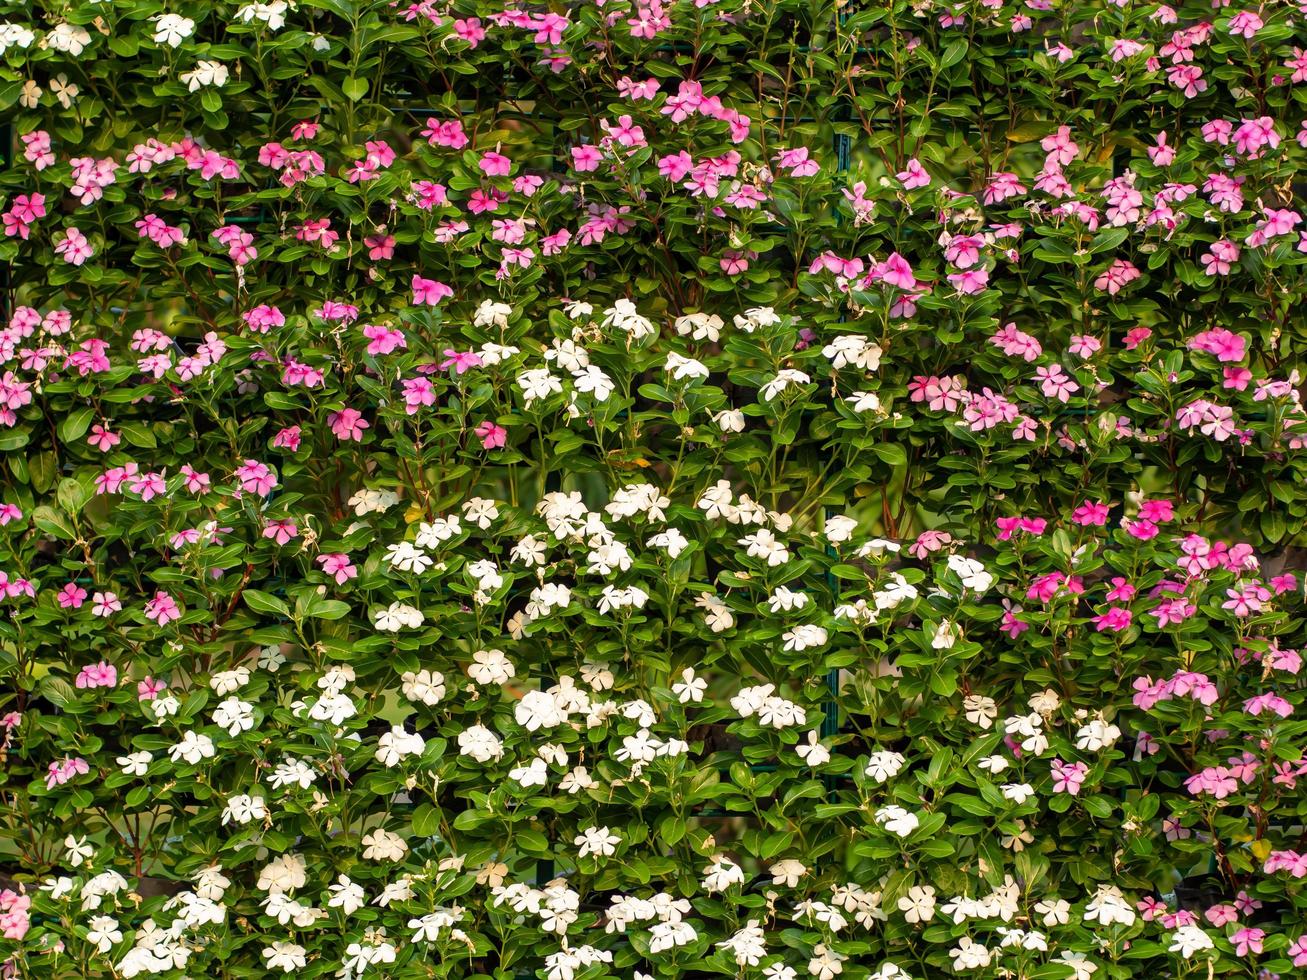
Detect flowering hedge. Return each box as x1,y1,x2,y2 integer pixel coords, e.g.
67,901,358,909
1,0,1307,978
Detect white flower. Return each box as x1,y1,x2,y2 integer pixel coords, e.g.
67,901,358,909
717,920,767,966
665,351,710,381
401,669,446,706
348,487,398,515
327,875,366,915
517,367,563,406
361,828,408,862
268,757,316,790
469,648,515,685
64,835,94,868
0,25,36,54
572,364,615,401
760,368,811,401
210,667,251,695
696,592,735,632
701,856,745,893
1168,925,1214,959
516,690,566,731
946,554,993,592
49,74,78,109
674,312,723,341
874,805,919,837
152,14,195,47
714,408,746,432
375,726,426,767
19,80,40,109
738,528,789,566
416,516,462,547
897,885,936,923
670,667,706,703
117,751,152,776
864,751,906,783
930,619,959,649
1083,884,1136,927
385,541,433,574
47,24,92,56
948,937,992,971
257,853,307,894
600,299,655,339
1035,897,1071,927
457,725,504,763
263,941,306,973
963,695,998,728
824,514,858,543
168,731,215,765
475,300,513,328
374,602,424,632
1002,782,1035,804
823,334,883,371
782,623,827,652
795,730,831,766
235,2,291,30
1075,718,1122,752
212,697,255,737
1057,951,1098,980
181,60,230,92
846,391,883,413
221,793,268,825
574,826,621,858
86,915,123,953
770,859,807,887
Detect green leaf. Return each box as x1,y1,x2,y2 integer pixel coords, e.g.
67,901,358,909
243,590,290,618
342,76,369,102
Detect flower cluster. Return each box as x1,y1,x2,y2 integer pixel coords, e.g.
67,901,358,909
1,0,1307,977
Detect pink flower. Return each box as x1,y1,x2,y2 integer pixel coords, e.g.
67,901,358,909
475,421,507,449
58,583,87,609
1093,606,1132,633
1289,935,1307,967
45,756,89,790
1072,501,1109,526
329,408,369,442
1050,758,1088,795
92,591,121,617
234,460,277,496
54,227,94,266
1230,927,1264,957
137,677,165,701
272,426,302,452
411,275,454,306
896,158,930,189
440,349,484,375
75,661,118,689
262,519,299,545
316,553,358,585
479,151,512,176
87,424,121,452
144,590,182,626
571,145,602,172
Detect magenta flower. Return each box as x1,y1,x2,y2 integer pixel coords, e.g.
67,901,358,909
75,661,117,689
144,590,181,626
263,519,299,545
317,553,358,585
329,408,369,442
411,275,453,306
45,756,89,790
440,349,484,375
475,421,507,449
1050,758,1087,795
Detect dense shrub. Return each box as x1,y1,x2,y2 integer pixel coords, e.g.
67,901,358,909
1,0,1307,977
